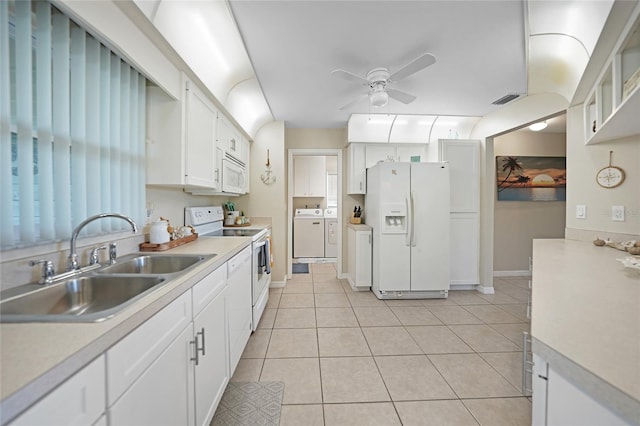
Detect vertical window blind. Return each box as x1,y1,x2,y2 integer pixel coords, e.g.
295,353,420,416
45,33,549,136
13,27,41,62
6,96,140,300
0,1,146,250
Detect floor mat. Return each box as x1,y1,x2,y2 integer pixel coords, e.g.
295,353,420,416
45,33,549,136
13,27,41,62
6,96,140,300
211,381,284,426
292,263,309,274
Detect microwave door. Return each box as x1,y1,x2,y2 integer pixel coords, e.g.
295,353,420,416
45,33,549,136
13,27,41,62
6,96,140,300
222,158,246,194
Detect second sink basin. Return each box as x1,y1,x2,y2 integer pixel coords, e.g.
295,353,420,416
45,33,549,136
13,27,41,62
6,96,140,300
0,275,165,322
98,254,213,275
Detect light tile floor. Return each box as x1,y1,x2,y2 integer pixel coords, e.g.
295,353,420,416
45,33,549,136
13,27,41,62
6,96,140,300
230,264,532,425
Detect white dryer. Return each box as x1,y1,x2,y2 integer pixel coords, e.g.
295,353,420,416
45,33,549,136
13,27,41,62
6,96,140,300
293,208,324,258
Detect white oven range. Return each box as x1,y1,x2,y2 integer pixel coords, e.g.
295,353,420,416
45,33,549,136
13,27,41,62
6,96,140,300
185,206,271,331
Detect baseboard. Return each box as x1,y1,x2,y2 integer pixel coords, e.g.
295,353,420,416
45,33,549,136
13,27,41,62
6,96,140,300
493,270,531,277
269,280,286,288
476,285,495,295
449,284,477,291
449,284,495,295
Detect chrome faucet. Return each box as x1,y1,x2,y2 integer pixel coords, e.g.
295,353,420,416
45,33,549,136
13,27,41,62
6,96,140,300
67,213,138,271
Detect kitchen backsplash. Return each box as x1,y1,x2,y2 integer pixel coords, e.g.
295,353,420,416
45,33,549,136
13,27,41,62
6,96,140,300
0,234,144,292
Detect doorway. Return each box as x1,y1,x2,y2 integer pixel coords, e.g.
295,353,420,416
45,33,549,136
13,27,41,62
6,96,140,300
491,113,567,276
287,149,343,279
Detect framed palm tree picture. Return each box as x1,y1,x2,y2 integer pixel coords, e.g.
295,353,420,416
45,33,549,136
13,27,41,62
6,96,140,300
496,156,566,201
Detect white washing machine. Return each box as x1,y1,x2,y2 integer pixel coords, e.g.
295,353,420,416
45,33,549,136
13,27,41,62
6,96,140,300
293,208,325,258
324,208,338,258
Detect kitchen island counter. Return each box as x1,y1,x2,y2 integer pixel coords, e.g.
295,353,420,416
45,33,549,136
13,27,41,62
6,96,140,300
532,238,640,421
0,236,251,424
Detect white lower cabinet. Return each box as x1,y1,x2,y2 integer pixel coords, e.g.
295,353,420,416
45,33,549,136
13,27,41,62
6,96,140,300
106,290,194,425
227,246,253,373
108,324,195,426
9,355,106,426
346,225,372,290
12,254,254,426
106,291,193,405
532,352,628,426
531,353,548,426
192,267,229,426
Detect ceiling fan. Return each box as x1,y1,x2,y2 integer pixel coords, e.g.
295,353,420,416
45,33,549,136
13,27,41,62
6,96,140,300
331,53,436,110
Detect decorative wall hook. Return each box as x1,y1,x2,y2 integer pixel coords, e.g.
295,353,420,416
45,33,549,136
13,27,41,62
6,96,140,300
260,149,276,185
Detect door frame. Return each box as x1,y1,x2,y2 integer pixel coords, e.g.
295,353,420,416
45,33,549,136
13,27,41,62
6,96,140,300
287,148,343,279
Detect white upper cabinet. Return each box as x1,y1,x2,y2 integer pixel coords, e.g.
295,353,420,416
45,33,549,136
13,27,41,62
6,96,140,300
146,76,220,190
347,144,366,194
346,143,428,195
584,3,640,144
217,114,247,164
185,81,220,189
365,145,396,167
294,156,327,197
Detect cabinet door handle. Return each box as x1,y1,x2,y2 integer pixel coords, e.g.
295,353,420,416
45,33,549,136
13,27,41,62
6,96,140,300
197,327,206,356
190,339,199,366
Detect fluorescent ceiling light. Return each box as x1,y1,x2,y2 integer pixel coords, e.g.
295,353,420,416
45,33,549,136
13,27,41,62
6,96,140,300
529,121,547,131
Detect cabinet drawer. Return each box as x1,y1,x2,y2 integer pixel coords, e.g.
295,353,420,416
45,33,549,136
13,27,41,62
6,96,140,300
192,265,226,316
106,291,192,405
10,356,105,426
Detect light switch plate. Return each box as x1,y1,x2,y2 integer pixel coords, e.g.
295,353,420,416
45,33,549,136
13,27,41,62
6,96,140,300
612,205,625,221
576,205,586,219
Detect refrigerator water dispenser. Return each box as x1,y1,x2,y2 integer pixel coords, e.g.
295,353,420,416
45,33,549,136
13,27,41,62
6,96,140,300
382,203,406,234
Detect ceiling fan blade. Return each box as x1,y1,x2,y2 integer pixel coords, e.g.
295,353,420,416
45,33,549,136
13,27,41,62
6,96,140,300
389,53,436,82
339,93,369,110
387,88,416,104
331,69,368,84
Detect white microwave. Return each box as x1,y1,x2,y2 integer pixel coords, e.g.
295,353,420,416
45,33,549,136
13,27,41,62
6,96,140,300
222,154,247,194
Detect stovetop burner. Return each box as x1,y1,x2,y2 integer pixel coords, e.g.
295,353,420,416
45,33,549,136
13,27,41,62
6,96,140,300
222,228,263,237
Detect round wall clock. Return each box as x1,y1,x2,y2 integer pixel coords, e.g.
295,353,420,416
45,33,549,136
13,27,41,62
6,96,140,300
596,151,625,188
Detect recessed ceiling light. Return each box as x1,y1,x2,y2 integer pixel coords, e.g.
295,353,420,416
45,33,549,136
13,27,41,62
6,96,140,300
529,121,547,131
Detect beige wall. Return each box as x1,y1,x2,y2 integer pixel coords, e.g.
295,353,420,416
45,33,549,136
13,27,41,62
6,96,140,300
145,188,234,231
565,105,640,239
234,121,287,284
493,131,567,272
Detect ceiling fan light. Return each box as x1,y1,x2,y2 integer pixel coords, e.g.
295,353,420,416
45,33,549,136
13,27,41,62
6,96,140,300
529,121,547,131
370,90,388,107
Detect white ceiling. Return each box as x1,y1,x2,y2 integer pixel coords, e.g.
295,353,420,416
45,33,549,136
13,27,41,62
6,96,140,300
229,1,528,129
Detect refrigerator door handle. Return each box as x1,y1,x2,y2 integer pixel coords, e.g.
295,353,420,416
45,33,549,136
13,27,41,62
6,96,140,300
410,191,416,247
405,194,411,247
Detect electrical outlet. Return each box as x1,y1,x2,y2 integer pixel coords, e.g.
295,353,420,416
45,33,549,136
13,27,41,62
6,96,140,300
612,205,625,221
576,205,586,219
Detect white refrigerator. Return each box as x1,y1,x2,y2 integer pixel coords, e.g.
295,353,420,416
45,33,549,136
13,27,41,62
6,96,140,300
365,162,450,299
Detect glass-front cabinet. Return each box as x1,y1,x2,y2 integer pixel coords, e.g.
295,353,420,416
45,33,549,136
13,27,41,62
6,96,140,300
585,6,640,144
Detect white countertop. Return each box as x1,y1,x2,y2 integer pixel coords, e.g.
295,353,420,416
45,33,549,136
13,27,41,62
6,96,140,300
347,223,372,231
532,238,640,401
0,236,251,423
